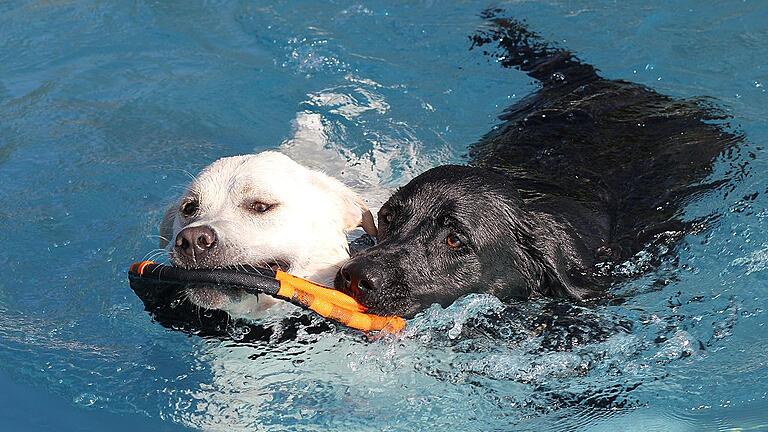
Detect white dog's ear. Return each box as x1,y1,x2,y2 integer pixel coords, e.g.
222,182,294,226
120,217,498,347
350,195,378,237
159,204,177,249
311,171,378,237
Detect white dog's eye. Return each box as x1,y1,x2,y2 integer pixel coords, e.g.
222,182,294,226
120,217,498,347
248,201,274,214
180,200,199,217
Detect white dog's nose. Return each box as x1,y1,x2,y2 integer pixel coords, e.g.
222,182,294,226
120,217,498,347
175,225,217,258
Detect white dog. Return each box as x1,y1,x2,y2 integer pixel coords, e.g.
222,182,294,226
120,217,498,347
160,151,377,320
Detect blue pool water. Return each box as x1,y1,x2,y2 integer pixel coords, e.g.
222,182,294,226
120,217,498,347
1,1,767,430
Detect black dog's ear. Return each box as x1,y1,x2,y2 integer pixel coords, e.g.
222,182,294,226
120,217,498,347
541,252,596,301
515,214,598,301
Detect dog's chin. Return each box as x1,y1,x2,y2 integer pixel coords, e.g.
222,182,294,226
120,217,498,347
185,285,281,319
333,274,419,318
366,299,423,319
185,284,238,310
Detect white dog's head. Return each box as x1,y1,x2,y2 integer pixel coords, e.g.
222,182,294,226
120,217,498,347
160,151,376,319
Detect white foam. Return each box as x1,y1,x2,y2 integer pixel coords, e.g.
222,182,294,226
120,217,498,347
731,243,768,274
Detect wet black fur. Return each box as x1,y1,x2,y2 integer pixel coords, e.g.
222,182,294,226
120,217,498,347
335,12,742,317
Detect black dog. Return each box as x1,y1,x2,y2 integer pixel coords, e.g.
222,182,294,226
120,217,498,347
335,12,742,318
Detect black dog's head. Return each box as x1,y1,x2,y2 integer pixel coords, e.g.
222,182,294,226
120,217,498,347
334,165,592,318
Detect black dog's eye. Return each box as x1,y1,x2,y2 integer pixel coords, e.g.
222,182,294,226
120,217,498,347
248,201,274,213
446,232,464,250
180,200,199,217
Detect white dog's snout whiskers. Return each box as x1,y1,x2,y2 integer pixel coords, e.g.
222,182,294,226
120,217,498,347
142,248,169,263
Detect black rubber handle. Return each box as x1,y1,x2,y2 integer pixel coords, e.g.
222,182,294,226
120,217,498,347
128,262,281,296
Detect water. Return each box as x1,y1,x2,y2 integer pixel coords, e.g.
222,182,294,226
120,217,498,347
1,1,766,430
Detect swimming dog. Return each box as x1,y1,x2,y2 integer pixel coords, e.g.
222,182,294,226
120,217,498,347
336,13,741,317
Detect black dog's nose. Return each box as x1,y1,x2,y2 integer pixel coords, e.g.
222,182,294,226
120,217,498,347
174,225,217,258
339,257,382,296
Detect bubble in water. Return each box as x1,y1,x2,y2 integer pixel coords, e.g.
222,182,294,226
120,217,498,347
74,392,99,407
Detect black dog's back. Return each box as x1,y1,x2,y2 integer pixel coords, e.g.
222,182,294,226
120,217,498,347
468,13,741,267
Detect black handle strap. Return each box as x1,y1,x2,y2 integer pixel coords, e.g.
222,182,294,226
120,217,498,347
128,262,281,296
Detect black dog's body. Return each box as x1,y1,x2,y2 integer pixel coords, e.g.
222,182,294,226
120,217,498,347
336,15,740,317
